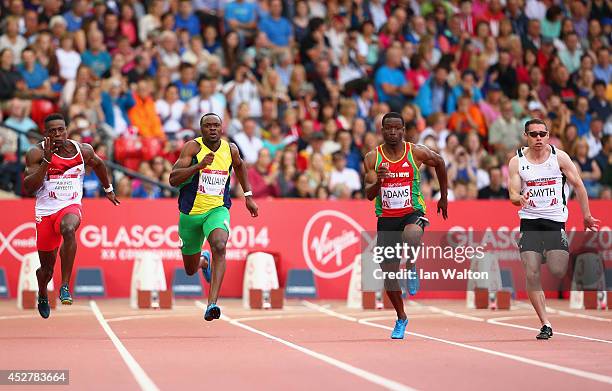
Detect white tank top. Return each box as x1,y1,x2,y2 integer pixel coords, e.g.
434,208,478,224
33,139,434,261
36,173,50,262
517,145,568,222
35,140,85,217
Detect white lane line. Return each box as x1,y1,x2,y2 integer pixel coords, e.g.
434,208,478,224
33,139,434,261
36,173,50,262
487,316,612,344
422,303,612,345
514,302,611,322
89,301,159,391
303,301,612,386
106,313,195,323
194,301,417,391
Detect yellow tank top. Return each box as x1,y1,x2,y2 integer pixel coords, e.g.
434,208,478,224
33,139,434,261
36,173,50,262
178,138,233,215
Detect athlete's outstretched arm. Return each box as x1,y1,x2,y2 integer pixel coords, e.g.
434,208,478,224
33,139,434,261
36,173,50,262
169,141,209,187
557,149,600,230
364,150,386,201
412,144,448,219
23,142,50,195
81,143,119,205
230,143,258,217
508,156,528,207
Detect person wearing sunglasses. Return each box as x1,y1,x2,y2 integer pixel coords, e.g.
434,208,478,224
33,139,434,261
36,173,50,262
508,118,600,340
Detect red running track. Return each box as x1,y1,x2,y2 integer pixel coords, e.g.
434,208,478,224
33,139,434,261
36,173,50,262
1,299,611,391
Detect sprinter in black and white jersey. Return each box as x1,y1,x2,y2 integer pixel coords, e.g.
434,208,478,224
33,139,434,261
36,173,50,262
508,118,600,340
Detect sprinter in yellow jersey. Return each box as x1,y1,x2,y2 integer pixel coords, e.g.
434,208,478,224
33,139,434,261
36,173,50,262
170,113,258,321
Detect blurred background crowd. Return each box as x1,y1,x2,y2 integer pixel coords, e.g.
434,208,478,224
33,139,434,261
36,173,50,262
0,0,610,201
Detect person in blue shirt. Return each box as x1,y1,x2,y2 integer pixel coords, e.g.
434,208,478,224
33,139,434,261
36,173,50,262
81,30,112,77
571,96,593,137
374,47,413,112
17,47,49,90
175,0,201,37
415,65,452,118
62,0,88,32
224,0,257,41
175,63,198,102
446,69,483,113
258,0,292,48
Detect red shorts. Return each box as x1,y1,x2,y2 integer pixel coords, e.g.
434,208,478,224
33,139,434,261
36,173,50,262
36,204,83,252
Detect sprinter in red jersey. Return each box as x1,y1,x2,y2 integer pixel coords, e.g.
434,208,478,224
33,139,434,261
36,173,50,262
24,113,119,319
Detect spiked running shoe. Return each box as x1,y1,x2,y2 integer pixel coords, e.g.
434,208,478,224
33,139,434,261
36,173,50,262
391,318,408,339
201,250,212,283
38,296,50,319
204,303,221,321
536,325,553,340
408,265,419,296
59,284,73,305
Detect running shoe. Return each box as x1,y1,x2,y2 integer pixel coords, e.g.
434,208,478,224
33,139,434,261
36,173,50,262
391,318,408,339
204,303,221,321
59,284,72,305
408,265,419,296
201,250,212,283
37,296,50,319
536,325,553,340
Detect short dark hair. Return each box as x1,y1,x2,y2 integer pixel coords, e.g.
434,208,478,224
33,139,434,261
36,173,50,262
594,79,606,88
44,113,65,126
382,112,404,127
200,112,221,127
524,118,547,133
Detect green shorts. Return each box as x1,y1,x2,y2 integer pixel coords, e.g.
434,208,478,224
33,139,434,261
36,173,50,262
178,206,230,255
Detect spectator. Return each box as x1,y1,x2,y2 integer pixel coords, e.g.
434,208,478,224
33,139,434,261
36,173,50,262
304,151,329,190
55,33,81,82
479,83,503,126
590,80,611,121
258,0,292,50
0,16,27,63
448,95,487,137
175,62,198,102
571,96,593,137
374,46,413,112
585,118,604,159
100,78,135,138
127,52,153,85
81,29,111,78
17,46,52,96
478,166,509,199
573,138,602,198
3,98,36,156
224,62,262,118
288,172,313,198
188,77,227,129
247,148,279,198
139,0,164,43
489,99,524,157
594,48,611,84
262,120,289,158
233,117,263,165
558,32,583,74
224,0,258,42
446,70,483,113
155,84,186,138
415,65,451,118
129,78,165,139
328,150,361,195
420,112,450,151
175,0,201,37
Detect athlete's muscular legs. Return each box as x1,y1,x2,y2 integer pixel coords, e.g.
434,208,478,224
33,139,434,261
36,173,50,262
37,249,58,299
59,214,81,286
545,250,570,279
403,223,424,271
207,228,229,305
522,251,550,326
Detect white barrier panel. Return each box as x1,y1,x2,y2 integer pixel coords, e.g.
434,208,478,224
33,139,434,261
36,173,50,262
17,252,54,309
466,253,501,308
242,252,279,309
130,251,167,309
570,252,605,309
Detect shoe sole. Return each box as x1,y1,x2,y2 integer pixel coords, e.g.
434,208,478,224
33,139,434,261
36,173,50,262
37,304,50,319
60,298,73,305
205,306,221,321
536,335,552,340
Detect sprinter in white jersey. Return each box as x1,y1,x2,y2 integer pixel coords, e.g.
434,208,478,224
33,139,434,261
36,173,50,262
24,113,120,319
508,118,600,340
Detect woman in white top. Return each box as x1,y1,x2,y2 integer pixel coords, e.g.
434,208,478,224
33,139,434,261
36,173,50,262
155,84,186,138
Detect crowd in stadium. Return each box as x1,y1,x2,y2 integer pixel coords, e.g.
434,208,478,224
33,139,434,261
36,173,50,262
0,0,610,201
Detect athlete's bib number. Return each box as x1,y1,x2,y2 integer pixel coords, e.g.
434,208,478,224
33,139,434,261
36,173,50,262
381,185,412,209
48,176,80,200
198,169,228,195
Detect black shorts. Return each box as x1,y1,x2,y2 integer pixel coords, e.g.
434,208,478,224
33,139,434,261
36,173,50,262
519,218,569,253
376,211,428,249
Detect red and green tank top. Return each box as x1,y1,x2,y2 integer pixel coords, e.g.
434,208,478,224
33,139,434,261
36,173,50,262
374,142,426,217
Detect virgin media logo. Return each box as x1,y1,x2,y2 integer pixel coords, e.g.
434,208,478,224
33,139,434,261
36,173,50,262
0,223,37,262
302,210,373,279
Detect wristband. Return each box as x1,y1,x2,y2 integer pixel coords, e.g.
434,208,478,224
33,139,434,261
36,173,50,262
243,191,253,197
104,184,114,193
